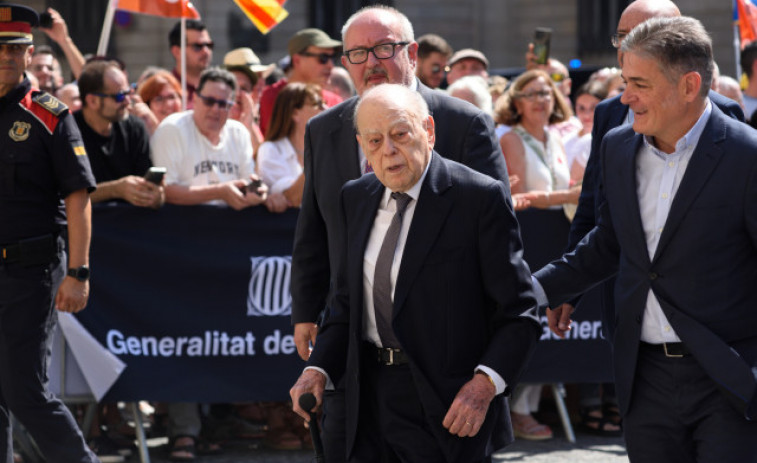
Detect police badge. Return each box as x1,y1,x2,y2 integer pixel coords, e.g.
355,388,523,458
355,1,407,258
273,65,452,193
9,121,30,141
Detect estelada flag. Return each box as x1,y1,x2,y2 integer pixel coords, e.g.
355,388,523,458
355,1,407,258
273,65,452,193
736,0,757,47
117,0,201,19
233,0,288,34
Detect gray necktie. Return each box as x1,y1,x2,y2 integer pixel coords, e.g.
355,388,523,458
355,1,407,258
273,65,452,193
373,192,412,348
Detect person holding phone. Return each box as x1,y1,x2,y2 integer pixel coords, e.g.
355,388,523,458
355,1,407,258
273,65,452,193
74,60,164,209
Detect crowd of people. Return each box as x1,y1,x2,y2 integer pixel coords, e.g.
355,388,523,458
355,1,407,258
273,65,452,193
2,1,756,462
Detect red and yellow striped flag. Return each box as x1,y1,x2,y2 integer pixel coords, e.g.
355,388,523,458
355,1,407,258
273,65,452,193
117,0,200,19
737,0,757,47
233,0,288,35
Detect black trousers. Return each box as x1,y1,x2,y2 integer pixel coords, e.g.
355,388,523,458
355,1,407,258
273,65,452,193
624,345,757,463
0,251,97,463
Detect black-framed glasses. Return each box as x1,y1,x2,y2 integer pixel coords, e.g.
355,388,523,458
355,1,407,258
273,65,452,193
343,42,409,64
299,51,336,65
196,93,235,111
189,42,214,52
610,32,627,49
94,89,133,103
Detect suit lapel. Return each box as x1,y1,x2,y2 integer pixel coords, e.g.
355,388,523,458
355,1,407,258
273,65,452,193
612,132,650,264
393,154,453,316
652,110,726,262
332,97,362,181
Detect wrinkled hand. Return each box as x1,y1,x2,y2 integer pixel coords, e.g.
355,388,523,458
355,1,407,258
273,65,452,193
264,192,290,213
40,8,69,44
55,278,89,313
293,322,318,360
442,373,496,437
290,369,326,422
547,303,575,338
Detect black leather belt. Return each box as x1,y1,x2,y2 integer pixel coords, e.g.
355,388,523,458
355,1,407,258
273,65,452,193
363,342,409,366
0,234,57,265
640,341,691,358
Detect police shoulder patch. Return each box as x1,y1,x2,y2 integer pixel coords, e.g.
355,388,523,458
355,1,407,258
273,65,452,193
31,92,68,117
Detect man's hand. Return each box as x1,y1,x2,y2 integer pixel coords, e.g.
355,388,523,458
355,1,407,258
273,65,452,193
118,176,163,208
442,373,497,437
243,179,267,207
511,193,531,211
55,277,89,313
290,369,326,422
264,192,290,213
547,303,575,338
39,8,69,45
293,322,318,360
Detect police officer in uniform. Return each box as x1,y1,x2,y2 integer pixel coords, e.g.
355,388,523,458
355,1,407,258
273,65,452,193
0,5,99,462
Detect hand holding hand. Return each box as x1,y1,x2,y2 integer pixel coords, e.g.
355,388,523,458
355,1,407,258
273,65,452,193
442,373,496,437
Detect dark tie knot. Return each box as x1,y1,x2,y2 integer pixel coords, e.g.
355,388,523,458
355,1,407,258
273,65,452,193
390,192,412,215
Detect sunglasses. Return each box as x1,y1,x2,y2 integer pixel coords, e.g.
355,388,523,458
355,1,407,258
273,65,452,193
94,89,133,103
189,42,214,52
299,51,336,65
196,93,235,111
431,64,443,74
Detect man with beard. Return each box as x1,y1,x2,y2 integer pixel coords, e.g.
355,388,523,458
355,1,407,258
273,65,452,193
75,60,163,208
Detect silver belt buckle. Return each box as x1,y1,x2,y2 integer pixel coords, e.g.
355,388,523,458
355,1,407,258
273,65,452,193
663,343,683,358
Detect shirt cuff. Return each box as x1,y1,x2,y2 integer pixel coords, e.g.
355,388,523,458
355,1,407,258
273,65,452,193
475,365,506,395
304,366,334,390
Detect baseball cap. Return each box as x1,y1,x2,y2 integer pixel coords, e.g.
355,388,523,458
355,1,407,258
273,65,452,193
223,48,275,83
287,28,341,56
448,48,489,69
0,4,38,45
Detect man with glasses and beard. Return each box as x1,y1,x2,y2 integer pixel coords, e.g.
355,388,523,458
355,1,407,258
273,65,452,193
75,60,163,208
168,19,213,108
151,67,267,210
258,28,343,135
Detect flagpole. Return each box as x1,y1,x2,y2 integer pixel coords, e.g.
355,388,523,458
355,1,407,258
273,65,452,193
181,17,187,111
97,0,118,56
736,22,743,79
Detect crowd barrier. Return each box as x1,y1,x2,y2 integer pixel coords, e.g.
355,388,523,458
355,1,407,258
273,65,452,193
75,203,613,403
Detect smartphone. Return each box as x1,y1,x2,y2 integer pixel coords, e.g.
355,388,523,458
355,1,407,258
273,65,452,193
143,167,166,185
39,11,53,29
240,178,263,195
533,27,552,65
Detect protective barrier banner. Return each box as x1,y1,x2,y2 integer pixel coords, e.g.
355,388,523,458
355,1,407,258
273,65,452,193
77,204,612,403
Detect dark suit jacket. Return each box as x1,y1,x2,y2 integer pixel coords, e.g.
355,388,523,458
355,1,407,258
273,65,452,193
308,153,540,462
565,90,745,340
535,105,757,420
291,81,509,326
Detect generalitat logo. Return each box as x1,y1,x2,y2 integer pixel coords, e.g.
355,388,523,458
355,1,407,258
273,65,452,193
247,256,292,317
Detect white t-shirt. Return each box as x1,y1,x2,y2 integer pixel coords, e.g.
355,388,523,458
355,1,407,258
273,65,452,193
256,137,303,194
150,111,254,205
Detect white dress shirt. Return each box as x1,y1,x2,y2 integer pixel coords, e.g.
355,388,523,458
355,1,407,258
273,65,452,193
636,99,712,344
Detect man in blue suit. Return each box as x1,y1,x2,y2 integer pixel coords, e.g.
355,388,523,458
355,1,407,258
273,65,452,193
536,16,757,463
291,84,540,463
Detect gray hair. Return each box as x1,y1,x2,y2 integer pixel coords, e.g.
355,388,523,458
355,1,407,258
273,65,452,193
197,67,238,96
353,84,429,132
621,16,713,98
341,5,414,43
446,75,493,115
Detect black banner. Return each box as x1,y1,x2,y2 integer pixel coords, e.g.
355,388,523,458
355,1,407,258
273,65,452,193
78,203,612,403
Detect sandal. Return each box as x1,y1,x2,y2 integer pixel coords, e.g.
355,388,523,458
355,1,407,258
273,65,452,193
511,412,553,440
168,435,196,462
579,406,622,437
603,403,622,426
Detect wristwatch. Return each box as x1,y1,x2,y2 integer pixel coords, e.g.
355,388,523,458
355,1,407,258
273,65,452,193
67,265,90,282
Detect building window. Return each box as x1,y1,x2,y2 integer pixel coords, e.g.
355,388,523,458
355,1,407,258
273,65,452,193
578,0,630,55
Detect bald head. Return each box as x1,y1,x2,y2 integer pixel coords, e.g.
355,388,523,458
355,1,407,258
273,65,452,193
616,0,680,63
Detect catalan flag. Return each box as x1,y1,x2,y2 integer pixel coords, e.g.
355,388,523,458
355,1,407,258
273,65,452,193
736,0,757,47
233,0,288,35
116,0,200,19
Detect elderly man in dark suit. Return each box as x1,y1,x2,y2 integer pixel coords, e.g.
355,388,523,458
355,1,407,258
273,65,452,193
290,84,540,463
290,5,509,461
536,16,757,463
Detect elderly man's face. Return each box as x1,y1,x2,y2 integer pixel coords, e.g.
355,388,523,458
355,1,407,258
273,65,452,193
341,11,417,96
356,98,434,193
193,80,234,140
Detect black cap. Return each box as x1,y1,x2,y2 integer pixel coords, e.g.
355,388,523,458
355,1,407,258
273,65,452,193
0,4,39,45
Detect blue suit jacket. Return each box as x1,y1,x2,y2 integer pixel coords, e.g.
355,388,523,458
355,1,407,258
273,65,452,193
309,153,540,462
535,105,757,420
566,90,745,340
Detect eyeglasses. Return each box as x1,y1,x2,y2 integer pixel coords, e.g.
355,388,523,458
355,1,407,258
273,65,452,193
196,93,235,110
152,93,180,104
343,42,409,65
611,32,627,49
94,89,133,103
550,73,566,83
517,90,552,101
189,42,214,52
299,51,336,65
431,64,443,74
